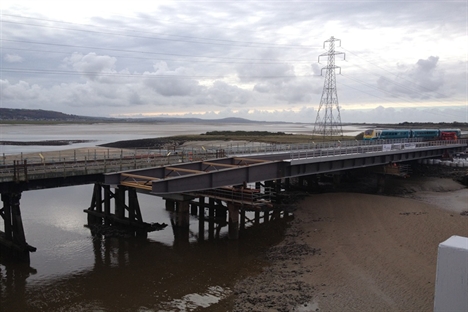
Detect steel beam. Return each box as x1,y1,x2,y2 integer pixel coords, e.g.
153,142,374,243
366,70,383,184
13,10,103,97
103,141,467,194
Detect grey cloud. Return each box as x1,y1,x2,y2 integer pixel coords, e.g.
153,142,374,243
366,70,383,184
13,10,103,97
254,77,320,104
0,80,42,100
143,62,203,97
203,81,250,106
236,61,294,83
377,56,444,99
0,1,465,123
145,76,201,97
63,53,117,79
4,54,23,63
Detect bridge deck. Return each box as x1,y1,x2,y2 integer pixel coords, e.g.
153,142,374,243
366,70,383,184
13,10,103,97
105,140,468,194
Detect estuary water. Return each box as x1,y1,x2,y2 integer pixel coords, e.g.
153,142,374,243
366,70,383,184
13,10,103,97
2,121,351,311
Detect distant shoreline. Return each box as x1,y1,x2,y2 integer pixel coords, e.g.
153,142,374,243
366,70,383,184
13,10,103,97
0,140,93,146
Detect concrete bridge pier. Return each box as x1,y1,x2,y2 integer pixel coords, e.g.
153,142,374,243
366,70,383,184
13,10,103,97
0,192,36,263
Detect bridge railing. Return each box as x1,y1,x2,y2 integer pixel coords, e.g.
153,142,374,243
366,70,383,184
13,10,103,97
1,139,466,183
287,139,468,160
212,137,432,156
0,149,220,182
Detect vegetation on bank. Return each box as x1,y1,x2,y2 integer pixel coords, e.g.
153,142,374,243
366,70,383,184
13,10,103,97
100,131,355,149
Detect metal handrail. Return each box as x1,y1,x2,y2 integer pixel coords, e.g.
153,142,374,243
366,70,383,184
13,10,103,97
1,139,466,183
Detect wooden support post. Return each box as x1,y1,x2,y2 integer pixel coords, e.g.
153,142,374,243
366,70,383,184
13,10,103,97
198,197,205,242
88,183,104,225
171,200,190,244
10,193,27,247
254,210,260,224
103,185,111,225
0,192,35,263
176,201,190,227
240,208,246,231
215,200,227,225
190,203,197,216
128,188,137,222
114,187,125,219
165,199,175,211
208,198,215,240
95,184,103,214
2,193,12,240
228,202,239,239
274,178,282,203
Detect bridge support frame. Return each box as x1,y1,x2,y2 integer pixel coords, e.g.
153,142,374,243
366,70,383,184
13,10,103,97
84,183,163,238
0,192,36,263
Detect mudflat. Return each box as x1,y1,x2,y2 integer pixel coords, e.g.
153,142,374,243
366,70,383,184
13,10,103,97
232,178,468,312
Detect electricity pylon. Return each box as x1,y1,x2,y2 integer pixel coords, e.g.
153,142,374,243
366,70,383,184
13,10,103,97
313,36,345,138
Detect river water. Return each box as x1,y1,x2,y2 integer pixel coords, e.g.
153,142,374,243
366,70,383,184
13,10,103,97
2,122,363,311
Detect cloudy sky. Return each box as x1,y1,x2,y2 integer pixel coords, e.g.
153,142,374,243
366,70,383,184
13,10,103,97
0,0,466,123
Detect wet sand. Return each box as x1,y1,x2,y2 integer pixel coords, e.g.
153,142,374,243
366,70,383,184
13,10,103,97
232,178,468,312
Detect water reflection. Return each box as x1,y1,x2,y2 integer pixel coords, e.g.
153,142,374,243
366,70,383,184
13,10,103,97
1,211,290,311
0,262,37,311
1,122,301,310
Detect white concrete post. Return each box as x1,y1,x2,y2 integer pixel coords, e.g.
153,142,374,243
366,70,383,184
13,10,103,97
434,235,468,312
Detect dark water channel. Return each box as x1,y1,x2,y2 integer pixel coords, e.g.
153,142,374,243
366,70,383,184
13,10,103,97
1,185,291,311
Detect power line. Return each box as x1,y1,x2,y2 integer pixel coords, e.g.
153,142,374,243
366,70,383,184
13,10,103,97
0,38,312,63
1,67,312,80
0,46,311,65
1,14,317,50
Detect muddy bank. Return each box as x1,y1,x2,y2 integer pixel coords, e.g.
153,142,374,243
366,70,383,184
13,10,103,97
231,169,468,311
100,137,184,149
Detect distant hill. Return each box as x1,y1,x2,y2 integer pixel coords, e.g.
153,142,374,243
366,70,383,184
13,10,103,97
0,108,264,124
0,108,96,121
0,108,270,123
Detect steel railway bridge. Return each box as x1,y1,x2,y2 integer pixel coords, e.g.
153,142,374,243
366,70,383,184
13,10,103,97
1,139,467,262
